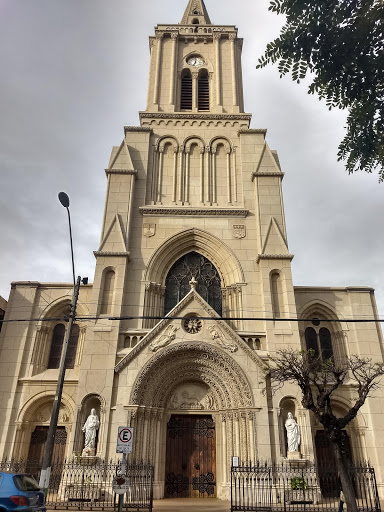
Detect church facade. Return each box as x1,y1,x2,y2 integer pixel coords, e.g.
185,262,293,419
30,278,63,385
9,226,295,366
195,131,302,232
1,0,384,501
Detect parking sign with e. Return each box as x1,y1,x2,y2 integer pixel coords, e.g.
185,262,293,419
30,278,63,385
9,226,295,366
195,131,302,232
116,426,134,453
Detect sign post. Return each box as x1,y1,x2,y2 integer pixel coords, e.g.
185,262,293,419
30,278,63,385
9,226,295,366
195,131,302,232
116,427,134,512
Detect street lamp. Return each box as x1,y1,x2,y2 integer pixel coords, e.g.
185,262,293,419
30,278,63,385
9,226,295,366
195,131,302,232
39,193,82,494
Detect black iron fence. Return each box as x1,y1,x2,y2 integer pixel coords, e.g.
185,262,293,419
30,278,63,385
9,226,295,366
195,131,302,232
0,458,153,511
231,461,381,512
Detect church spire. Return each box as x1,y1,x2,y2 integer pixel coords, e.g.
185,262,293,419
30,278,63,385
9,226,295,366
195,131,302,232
180,0,212,25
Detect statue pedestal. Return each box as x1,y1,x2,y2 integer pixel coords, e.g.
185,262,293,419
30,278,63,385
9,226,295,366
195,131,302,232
287,451,301,461
74,455,99,465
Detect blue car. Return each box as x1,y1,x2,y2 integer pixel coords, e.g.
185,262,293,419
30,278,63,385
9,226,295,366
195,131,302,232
0,473,46,512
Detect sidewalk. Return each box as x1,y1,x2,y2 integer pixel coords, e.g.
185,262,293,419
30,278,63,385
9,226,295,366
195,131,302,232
153,498,230,511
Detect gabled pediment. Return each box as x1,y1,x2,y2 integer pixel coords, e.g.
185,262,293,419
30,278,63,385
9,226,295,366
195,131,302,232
261,217,290,256
97,213,128,253
115,288,265,373
108,140,135,170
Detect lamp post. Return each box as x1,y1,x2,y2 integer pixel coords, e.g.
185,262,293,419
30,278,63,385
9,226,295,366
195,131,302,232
39,193,82,494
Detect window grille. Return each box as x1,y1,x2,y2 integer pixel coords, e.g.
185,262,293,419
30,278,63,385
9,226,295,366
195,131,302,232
164,251,222,315
181,72,192,110
198,71,209,110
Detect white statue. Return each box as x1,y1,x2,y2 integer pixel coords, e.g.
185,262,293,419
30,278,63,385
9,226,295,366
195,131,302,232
82,408,100,456
285,412,300,452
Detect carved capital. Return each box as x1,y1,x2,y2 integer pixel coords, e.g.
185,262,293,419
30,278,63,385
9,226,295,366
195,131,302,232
213,32,221,41
229,33,236,42
170,32,178,40
156,32,165,41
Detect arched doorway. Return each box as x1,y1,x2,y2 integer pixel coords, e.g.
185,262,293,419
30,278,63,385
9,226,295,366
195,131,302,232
127,342,256,500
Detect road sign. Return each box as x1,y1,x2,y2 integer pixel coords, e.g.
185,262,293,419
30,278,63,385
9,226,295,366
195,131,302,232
112,475,130,494
116,426,134,454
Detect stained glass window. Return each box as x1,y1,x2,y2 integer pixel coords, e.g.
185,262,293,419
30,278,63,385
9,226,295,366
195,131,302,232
164,252,222,316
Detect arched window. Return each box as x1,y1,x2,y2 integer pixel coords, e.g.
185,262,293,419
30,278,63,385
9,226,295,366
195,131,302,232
47,323,79,369
270,271,283,318
192,18,199,24
100,270,115,315
180,70,192,110
164,251,222,315
66,324,80,369
304,325,334,361
198,70,209,111
47,324,65,369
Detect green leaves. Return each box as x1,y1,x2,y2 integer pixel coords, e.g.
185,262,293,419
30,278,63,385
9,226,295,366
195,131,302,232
258,0,384,180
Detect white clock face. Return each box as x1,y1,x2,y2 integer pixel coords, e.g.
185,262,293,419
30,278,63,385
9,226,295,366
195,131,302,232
187,56,204,67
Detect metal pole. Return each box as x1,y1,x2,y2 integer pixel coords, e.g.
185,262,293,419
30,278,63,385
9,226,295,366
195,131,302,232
66,207,76,288
118,453,127,512
39,276,81,494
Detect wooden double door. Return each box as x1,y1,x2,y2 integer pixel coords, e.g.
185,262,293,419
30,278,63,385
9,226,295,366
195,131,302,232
26,426,67,488
165,415,216,498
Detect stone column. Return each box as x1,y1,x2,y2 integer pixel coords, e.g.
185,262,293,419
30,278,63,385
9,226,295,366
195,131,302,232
153,32,164,106
185,147,191,203
178,145,184,202
169,33,178,106
214,33,222,107
192,71,198,111
211,147,217,204
200,147,205,203
226,148,232,203
151,147,159,203
221,414,228,484
229,33,238,107
172,146,178,203
157,146,164,203
232,148,237,203
205,146,210,203
248,412,255,460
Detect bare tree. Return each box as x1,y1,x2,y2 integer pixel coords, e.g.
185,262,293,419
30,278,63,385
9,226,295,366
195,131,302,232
267,349,384,512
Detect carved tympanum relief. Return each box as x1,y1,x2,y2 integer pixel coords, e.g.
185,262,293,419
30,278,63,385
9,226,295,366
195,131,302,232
168,383,216,410
149,324,179,352
207,325,237,352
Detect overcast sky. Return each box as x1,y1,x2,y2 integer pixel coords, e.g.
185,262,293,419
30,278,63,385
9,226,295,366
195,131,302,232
0,0,383,321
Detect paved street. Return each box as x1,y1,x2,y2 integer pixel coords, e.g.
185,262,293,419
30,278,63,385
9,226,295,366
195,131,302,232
153,498,230,511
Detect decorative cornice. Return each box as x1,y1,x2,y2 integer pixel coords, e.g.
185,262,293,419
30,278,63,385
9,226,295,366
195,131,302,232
93,251,130,258
257,254,294,262
105,169,138,176
124,126,152,133
238,128,267,135
139,207,248,217
252,171,285,178
140,112,251,121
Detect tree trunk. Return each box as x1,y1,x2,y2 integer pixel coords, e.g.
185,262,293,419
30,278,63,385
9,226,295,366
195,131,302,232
331,439,357,512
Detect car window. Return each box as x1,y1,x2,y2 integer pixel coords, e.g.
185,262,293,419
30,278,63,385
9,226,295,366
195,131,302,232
13,475,40,491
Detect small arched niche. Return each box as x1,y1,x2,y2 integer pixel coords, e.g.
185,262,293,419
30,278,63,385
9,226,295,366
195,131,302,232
73,394,104,457
279,398,298,457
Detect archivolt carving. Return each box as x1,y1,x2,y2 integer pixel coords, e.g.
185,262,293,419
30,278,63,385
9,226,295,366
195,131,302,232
130,342,254,409
144,228,245,286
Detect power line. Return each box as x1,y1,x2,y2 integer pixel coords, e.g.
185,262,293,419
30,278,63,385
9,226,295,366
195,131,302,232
1,314,383,324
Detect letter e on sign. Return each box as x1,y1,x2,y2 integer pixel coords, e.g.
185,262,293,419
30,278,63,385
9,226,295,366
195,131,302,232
116,426,134,454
